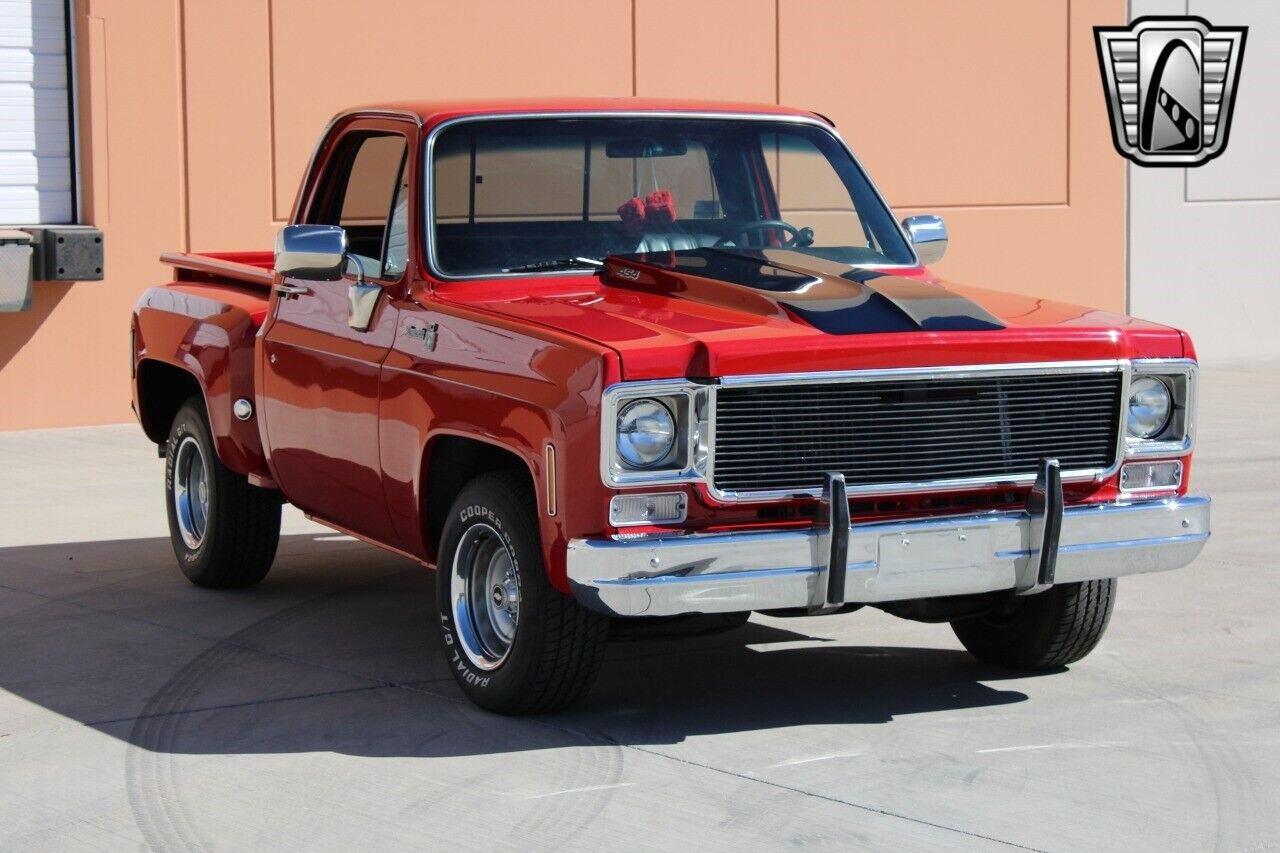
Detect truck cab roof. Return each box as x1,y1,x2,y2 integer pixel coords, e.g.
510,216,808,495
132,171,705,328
339,97,829,130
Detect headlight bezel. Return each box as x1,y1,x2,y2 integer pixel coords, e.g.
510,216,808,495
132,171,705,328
601,381,711,487
1124,360,1196,458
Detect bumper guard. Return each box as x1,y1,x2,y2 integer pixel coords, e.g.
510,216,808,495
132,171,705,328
567,462,1210,618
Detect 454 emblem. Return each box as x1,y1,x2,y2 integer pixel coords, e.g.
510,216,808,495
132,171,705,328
1094,16,1246,167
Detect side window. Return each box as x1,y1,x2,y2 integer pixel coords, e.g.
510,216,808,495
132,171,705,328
383,171,410,278
312,132,408,279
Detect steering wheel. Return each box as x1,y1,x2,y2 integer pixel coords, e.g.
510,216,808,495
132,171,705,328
716,219,813,248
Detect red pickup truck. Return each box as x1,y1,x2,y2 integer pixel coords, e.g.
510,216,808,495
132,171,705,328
131,98,1209,714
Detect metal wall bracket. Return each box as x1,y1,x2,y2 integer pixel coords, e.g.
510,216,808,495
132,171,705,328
1018,457,1063,595
19,226,104,281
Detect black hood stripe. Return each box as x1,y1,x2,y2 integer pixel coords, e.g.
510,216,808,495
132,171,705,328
855,276,1005,332
614,248,1005,335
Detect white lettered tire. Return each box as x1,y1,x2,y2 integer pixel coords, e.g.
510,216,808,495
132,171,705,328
164,397,281,588
436,471,608,714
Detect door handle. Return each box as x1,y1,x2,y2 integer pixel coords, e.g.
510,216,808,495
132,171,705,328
275,282,310,297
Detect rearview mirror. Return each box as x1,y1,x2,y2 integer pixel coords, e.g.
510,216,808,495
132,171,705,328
605,138,689,159
901,215,948,266
274,225,347,281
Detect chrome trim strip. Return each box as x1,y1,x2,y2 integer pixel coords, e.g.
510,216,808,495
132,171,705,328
716,358,1126,387
420,110,922,282
996,531,1209,559
544,443,557,517
567,495,1211,617
594,566,818,587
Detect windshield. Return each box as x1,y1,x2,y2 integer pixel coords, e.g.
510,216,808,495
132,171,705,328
429,117,915,277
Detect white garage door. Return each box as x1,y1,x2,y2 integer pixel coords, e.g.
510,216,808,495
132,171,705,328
1128,0,1280,362
0,0,73,224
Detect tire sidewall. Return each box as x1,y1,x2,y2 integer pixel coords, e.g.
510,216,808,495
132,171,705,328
436,483,544,709
165,401,218,581
953,580,1114,669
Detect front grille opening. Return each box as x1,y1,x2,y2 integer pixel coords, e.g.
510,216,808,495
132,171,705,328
715,370,1123,495
755,503,818,522
752,489,1028,523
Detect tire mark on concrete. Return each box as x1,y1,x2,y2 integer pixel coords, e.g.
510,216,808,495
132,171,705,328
124,568,415,852
505,736,627,845
1114,656,1267,852
92,685,382,727
394,680,1042,851
385,673,630,844
618,740,1045,851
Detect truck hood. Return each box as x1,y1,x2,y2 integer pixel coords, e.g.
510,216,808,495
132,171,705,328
454,248,1185,378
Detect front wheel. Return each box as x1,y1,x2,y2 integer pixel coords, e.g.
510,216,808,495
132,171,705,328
950,580,1116,669
165,397,281,588
436,471,608,714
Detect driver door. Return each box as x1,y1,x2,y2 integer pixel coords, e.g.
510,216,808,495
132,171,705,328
260,122,411,543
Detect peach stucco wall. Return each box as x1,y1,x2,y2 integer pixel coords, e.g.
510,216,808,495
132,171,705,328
0,0,1126,430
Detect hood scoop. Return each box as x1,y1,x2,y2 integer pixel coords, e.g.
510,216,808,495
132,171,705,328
601,248,1005,335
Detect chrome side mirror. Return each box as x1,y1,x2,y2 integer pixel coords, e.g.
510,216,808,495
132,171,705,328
901,214,948,265
274,224,381,332
274,224,347,281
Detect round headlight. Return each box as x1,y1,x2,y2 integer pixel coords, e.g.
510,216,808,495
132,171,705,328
617,399,676,468
1127,376,1173,439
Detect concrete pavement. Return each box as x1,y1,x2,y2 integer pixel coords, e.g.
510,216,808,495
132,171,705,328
1,364,1277,851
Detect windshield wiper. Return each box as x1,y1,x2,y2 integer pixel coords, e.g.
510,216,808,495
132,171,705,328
502,257,604,274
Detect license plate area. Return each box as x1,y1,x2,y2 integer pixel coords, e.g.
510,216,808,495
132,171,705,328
878,526,991,574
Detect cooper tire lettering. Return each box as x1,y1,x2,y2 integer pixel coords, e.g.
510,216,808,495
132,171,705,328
435,471,607,713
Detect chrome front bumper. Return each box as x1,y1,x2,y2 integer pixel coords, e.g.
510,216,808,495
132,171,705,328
566,477,1210,618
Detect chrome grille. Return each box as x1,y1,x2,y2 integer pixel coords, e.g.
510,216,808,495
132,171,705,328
711,369,1123,495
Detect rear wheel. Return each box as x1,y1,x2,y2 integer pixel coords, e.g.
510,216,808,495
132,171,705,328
950,580,1116,669
165,397,281,588
436,471,608,714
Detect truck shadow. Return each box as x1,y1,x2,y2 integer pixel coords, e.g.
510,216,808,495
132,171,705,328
0,533,1037,761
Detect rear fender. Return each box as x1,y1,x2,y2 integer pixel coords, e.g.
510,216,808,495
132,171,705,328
132,284,271,480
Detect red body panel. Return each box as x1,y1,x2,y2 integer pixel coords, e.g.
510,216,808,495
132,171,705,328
131,99,1196,595
439,271,1187,380
378,289,616,587
133,280,271,478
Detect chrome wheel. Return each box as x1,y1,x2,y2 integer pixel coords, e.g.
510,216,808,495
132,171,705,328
172,435,209,549
450,523,521,670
